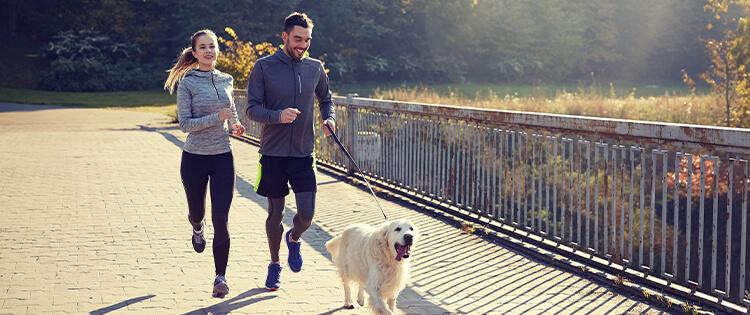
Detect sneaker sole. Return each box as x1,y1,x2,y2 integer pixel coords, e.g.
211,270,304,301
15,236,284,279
212,284,229,298
265,286,279,291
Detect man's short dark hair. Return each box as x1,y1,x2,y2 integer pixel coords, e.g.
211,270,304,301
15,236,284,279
284,12,314,32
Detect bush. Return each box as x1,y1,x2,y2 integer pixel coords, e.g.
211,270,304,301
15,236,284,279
216,27,277,89
38,30,162,91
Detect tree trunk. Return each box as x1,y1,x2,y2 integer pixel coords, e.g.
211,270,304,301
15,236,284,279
723,48,731,127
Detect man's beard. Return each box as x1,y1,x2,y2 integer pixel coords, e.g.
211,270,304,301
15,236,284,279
285,45,303,61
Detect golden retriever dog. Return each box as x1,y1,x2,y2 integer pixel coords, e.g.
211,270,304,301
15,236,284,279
325,219,417,315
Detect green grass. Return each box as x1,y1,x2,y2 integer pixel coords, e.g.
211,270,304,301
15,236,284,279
0,88,177,118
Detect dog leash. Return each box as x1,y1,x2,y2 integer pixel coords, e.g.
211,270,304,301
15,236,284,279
325,124,388,221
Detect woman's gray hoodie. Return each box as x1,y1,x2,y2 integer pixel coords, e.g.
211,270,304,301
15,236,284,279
177,68,239,155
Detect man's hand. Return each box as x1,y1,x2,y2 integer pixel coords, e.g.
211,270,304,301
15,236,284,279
280,108,301,123
322,119,336,137
231,123,246,136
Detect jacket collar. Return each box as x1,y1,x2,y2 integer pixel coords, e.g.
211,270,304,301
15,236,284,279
275,48,302,65
186,68,220,78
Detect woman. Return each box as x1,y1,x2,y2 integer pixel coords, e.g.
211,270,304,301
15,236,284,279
164,29,245,298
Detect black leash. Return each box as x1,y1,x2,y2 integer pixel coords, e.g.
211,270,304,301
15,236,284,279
325,124,387,221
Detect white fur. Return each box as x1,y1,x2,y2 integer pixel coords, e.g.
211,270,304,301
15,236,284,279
325,219,418,315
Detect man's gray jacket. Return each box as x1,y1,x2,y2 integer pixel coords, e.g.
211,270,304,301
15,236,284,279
246,50,335,157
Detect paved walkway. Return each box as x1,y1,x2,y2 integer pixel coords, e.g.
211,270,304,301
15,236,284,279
0,103,665,314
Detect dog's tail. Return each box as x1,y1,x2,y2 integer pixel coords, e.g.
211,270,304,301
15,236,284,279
324,235,341,258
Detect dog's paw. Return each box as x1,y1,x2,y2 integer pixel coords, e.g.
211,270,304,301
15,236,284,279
343,304,354,310
357,297,365,306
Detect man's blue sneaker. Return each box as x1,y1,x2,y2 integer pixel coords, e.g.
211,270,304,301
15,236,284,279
286,230,303,272
265,263,282,291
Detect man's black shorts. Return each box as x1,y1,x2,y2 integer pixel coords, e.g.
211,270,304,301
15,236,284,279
254,155,317,198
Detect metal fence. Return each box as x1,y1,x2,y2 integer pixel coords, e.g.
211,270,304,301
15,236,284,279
235,90,750,312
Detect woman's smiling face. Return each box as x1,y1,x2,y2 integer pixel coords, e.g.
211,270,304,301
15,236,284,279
192,34,219,70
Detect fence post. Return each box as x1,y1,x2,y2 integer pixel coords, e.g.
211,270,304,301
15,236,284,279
346,93,358,176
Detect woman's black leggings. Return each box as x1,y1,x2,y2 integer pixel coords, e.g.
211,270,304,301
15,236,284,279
180,151,234,276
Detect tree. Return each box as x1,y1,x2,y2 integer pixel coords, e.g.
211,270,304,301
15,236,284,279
216,27,277,88
700,0,750,127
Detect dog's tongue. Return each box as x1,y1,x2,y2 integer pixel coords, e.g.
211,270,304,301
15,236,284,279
395,244,410,261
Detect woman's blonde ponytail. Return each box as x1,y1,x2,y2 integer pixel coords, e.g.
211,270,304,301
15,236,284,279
164,47,197,94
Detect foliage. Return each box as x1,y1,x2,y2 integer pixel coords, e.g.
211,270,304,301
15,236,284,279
691,0,750,127
1,0,736,88
216,27,277,88
38,30,162,91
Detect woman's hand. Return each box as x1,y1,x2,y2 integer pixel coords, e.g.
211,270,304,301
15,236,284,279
231,123,246,136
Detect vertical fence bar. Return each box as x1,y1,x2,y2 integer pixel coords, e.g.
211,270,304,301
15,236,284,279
726,159,735,296
525,133,531,228
400,118,406,186
465,123,471,209
569,139,575,242
414,117,427,196
712,157,720,293
437,119,443,197
740,160,748,301
484,127,490,214
516,131,521,224
457,120,462,204
671,152,681,280
692,153,693,283
413,117,418,189
545,136,552,234
620,147,626,262
650,150,657,271
576,139,583,248
388,114,394,184
479,127,492,215
604,144,610,255
698,156,707,287
553,136,558,239
612,146,619,259
537,134,546,233
508,131,518,224
462,122,469,208
492,129,498,219
585,141,592,250
661,151,668,276
629,147,636,265
429,117,435,196
639,147,645,269
562,139,569,241
476,125,482,213
594,143,601,253
499,130,506,221
531,134,537,231
413,117,419,190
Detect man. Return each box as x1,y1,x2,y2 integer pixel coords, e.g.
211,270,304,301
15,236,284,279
245,12,335,291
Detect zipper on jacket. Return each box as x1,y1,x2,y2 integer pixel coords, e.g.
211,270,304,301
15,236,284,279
289,65,296,155
210,72,220,100
298,73,302,94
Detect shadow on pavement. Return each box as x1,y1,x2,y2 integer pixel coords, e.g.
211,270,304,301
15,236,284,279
89,295,155,314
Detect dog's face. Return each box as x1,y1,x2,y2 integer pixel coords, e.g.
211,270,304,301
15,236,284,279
381,219,418,261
